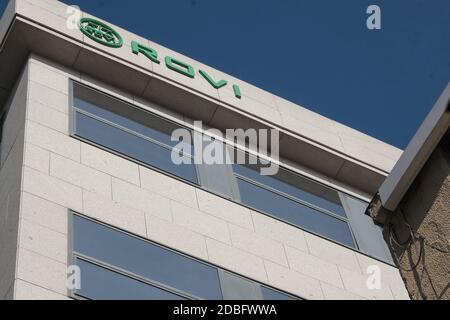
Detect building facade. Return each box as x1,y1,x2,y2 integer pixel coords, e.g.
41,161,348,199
0,0,409,300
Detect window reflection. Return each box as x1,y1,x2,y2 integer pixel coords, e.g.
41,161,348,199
73,83,197,183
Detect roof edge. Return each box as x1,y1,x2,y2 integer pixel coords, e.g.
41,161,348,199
376,83,450,212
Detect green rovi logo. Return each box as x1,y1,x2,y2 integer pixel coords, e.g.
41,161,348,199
78,18,123,48
77,18,241,99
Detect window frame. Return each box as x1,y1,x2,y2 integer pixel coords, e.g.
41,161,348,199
72,256,191,300
68,212,300,301
69,81,201,186
233,175,358,249
232,159,348,219
231,161,358,249
233,167,350,222
68,79,394,265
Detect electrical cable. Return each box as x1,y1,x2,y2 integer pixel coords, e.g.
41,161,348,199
387,210,425,272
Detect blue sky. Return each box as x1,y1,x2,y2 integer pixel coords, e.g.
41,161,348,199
2,1,449,148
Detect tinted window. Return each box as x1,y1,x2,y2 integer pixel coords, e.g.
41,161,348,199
75,258,186,300
73,83,197,183
72,214,300,300
234,164,346,217
220,271,259,300
73,215,222,300
261,286,296,300
236,178,355,248
0,113,5,160
340,194,393,263
73,97,187,150
75,112,197,183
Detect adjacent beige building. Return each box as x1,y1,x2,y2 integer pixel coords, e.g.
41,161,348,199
0,0,410,300
369,84,450,300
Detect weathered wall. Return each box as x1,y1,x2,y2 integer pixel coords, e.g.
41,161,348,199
386,132,450,300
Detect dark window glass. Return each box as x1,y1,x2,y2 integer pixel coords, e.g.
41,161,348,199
220,271,259,300
340,194,393,263
72,83,196,183
236,178,355,248
74,112,197,183
72,214,302,300
73,97,188,150
261,286,296,300
73,215,222,300
234,163,346,217
0,113,5,159
75,258,186,300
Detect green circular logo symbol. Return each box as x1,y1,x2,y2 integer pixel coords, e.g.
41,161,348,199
78,18,123,48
